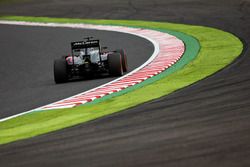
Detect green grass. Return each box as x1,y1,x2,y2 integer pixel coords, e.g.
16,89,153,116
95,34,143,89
0,16,243,145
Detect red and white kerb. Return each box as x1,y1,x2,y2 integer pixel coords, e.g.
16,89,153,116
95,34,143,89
0,21,185,121
34,25,184,111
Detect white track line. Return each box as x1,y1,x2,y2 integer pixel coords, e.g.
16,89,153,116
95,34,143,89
0,21,184,122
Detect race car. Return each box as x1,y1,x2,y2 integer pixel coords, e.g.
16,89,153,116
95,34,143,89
53,37,128,83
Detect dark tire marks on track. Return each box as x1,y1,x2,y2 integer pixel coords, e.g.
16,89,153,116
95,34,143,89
0,25,153,119
0,0,250,167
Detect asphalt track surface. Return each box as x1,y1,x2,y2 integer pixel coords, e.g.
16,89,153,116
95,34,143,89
0,0,250,167
0,25,154,119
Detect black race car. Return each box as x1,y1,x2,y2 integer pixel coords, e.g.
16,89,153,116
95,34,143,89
54,37,127,83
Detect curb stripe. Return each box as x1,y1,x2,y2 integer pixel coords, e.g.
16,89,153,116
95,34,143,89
0,21,184,122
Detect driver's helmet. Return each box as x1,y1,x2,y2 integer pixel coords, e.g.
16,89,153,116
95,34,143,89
79,50,85,58
89,49,100,63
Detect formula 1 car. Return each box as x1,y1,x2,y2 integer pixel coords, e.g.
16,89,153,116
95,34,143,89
54,37,128,83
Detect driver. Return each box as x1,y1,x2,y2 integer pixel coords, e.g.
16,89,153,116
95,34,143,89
79,50,85,59
89,48,100,63
70,50,84,65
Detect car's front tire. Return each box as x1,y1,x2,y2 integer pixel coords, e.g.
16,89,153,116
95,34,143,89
54,58,68,83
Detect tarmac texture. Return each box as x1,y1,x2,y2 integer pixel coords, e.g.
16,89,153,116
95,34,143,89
0,0,250,167
0,24,153,119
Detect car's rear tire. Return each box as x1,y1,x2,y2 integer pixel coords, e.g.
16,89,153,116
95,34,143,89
115,49,128,72
108,53,123,76
54,58,68,83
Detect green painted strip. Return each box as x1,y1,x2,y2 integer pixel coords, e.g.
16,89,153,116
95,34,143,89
86,28,199,106
0,16,243,145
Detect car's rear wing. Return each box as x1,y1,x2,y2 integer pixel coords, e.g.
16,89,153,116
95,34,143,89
71,40,100,50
